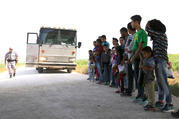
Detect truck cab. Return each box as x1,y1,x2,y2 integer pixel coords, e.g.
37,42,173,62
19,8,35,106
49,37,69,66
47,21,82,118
26,27,81,73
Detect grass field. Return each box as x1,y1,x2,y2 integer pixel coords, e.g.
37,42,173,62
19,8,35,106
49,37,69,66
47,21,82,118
75,60,88,74
169,54,179,72
76,54,179,96
0,63,25,73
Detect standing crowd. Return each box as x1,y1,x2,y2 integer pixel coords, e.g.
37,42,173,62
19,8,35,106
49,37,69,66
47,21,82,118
87,15,179,117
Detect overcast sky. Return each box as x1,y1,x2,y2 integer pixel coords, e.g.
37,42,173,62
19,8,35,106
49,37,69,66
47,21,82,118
0,0,179,62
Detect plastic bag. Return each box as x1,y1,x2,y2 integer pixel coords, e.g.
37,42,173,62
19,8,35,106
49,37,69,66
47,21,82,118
167,62,175,79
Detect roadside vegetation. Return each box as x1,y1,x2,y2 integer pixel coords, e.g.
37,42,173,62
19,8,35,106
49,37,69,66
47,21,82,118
75,60,88,74
76,54,179,97
0,63,25,73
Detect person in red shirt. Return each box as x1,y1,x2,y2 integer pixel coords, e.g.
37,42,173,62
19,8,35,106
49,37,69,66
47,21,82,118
95,38,104,84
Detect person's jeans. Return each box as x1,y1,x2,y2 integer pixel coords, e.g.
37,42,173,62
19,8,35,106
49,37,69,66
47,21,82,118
89,70,95,82
155,58,172,104
127,63,133,93
110,68,115,85
123,75,128,89
88,62,90,78
96,62,103,82
134,58,144,98
103,64,110,82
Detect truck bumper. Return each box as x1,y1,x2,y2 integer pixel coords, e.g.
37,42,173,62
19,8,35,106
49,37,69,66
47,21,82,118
26,63,77,70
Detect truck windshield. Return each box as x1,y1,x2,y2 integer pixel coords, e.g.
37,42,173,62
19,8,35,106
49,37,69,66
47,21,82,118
40,28,77,46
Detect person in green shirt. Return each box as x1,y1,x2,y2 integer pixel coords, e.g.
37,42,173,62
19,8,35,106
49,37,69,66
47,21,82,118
130,15,148,104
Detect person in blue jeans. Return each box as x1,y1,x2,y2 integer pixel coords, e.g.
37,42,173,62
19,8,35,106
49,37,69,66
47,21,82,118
109,47,117,87
146,19,174,112
87,50,93,80
95,38,104,84
101,44,111,85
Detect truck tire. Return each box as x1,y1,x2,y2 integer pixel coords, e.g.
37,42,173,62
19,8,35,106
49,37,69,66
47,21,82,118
67,69,72,73
38,68,43,73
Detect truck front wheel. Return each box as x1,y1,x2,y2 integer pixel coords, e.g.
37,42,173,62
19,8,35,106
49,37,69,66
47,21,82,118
67,69,72,73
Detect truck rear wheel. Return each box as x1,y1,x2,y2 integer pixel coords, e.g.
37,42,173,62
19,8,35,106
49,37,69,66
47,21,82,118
38,68,43,73
67,69,72,73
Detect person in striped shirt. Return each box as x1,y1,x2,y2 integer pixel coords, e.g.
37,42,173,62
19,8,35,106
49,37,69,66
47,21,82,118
146,19,174,112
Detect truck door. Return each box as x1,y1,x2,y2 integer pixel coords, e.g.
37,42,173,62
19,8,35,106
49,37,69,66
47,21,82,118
26,33,39,67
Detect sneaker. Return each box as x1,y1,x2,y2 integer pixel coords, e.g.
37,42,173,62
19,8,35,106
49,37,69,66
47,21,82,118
120,92,132,97
115,90,120,94
171,110,179,118
120,92,127,96
155,101,164,109
139,100,149,105
87,78,90,80
161,104,174,112
126,93,132,96
96,81,104,84
133,97,143,103
144,104,155,112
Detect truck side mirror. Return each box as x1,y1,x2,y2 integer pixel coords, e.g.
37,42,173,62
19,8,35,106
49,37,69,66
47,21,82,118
78,42,82,48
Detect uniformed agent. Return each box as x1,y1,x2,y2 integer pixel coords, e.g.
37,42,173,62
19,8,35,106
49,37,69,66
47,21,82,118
4,48,18,78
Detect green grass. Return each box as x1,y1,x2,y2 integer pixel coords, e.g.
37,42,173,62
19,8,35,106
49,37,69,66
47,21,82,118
0,63,25,73
77,60,88,66
168,54,179,72
75,60,88,74
0,64,4,68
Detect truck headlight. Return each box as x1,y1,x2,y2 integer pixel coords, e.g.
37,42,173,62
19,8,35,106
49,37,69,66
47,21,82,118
69,58,76,63
40,57,47,61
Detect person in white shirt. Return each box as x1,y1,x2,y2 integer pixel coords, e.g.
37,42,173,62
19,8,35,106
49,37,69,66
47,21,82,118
4,47,18,78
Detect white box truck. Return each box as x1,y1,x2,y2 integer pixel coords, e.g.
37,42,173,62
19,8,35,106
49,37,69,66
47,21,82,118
26,27,81,73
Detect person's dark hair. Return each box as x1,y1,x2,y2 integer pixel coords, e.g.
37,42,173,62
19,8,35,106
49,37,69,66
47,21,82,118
96,38,102,43
93,41,96,43
103,44,108,47
101,35,106,39
119,36,125,40
116,46,124,62
112,47,116,50
148,19,166,33
142,46,153,56
112,37,118,42
120,27,128,33
131,15,142,24
127,22,136,31
98,36,102,39
89,50,92,52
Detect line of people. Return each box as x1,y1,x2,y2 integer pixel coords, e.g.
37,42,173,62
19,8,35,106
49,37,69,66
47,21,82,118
87,15,179,117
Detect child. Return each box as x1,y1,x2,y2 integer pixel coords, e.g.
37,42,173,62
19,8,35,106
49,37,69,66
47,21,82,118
89,57,95,82
88,50,93,80
139,46,155,111
101,44,111,85
109,47,117,87
115,46,125,93
120,54,129,96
